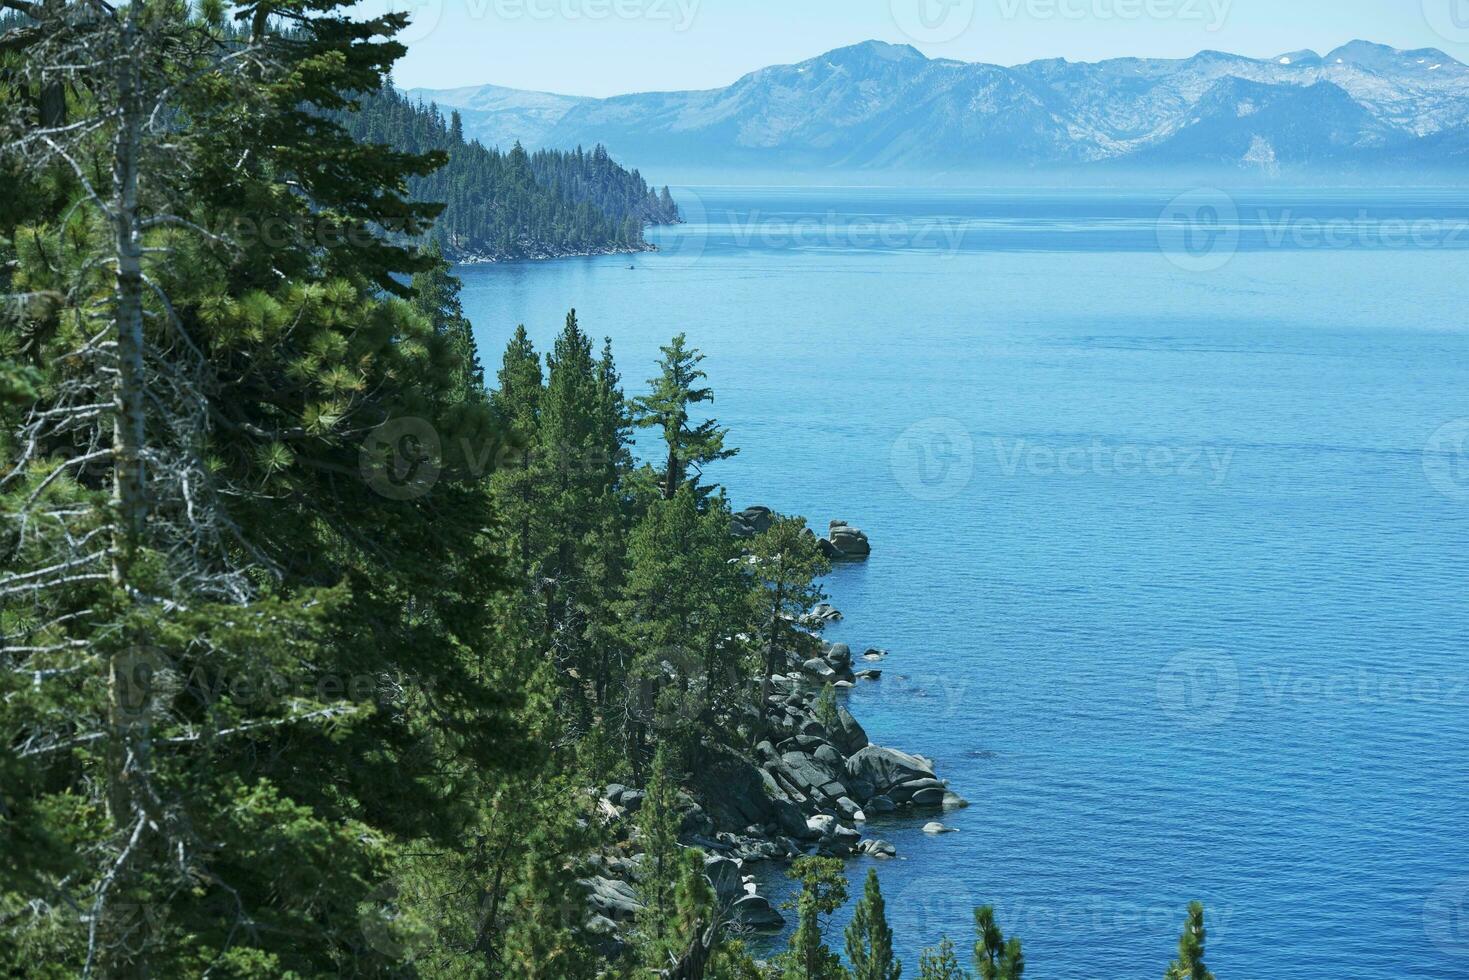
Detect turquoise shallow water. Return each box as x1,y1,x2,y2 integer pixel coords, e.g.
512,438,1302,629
459,188,1469,979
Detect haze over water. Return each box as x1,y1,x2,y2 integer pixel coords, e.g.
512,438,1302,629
457,188,1469,979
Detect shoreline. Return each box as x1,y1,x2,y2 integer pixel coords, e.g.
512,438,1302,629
581,511,965,943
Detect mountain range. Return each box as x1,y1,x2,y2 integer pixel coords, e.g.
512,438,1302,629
408,40,1469,182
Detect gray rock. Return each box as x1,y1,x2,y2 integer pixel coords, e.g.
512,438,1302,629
856,669,883,681
704,856,743,903
830,706,869,756
923,822,957,835
806,814,837,837
579,876,643,922
942,791,970,810
859,839,897,858
828,525,871,559
909,787,946,807
773,798,816,840
845,745,937,797
824,643,853,670
620,789,645,813
864,795,896,813
779,752,849,803
801,658,837,679
835,796,865,821
605,783,628,804
732,894,785,930
863,648,888,661
731,506,776,539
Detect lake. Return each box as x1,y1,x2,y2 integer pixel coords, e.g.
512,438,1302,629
457,187,1469,979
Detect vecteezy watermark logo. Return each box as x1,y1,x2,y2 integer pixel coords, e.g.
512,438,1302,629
1157,189,1239,273
385,0,445,45
891,418,975,501
1156,649,1239,729
360,418,442,501
1423,419,1469,502
1425,877,1469,958
995,0,1231,30
891,0,977,43
1423,0,1469,44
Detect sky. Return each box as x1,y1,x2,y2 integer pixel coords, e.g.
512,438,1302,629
357,0,1469,96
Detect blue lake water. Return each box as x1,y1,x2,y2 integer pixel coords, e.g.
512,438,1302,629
458,188,1469,979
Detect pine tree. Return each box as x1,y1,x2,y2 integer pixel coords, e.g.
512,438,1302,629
918,938,971,980
634,333,737,500
781,857,851,980
749,518,831,735
974,907,1025,980
1,2,530,973
636,742,685,965
1164,902,1216,980
846,868,901,980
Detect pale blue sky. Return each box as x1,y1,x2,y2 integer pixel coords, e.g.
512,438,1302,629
359,0,1469,96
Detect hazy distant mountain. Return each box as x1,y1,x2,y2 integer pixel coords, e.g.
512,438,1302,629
408,40,1469,181
403,82,588,151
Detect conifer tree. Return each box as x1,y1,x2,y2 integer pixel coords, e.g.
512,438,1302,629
637,742,685,965
749,518,831,734
846,868,902,980
918,938,971,980
781,857,851,980
974,907,1025,980
1164,902,1216,980
492,325,546,576
634,333,736,500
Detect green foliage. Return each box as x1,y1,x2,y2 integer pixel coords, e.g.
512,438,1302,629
1165,902,1216,980
918,938,971,980
814,683,841,734
974,907,1025,980
633,333,736,500
636,743,685,964
335,87,678,261
846,868,901,980
781,857,851,980
748,517,832,733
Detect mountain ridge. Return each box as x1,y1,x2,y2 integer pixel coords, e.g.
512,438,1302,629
407,39,1469,182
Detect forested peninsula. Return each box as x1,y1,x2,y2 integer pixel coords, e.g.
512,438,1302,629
339,85,681,262
1,4,1216,978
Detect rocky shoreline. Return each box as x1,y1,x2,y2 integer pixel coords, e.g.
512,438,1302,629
452,241,658,265
578,510,963,946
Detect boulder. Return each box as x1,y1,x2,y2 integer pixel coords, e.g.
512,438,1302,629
704,856,743,904
731,506,776,539
845,746,937,798
779,752,850,803
864,795,896,814
923,822,957,835
910,787,946,807
801,658,837,679
806,814,837,837
856,669,882,681
824,643,853,671
604,783,628,804
829,706,869,756
732,894,785,930
863,648,888,661
827,524,871,560
835,796,865,821
773,798,816,840
694,754,777,831
579,876,643,922
620,789,645,813
859,839,897,859
942,791,970,810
